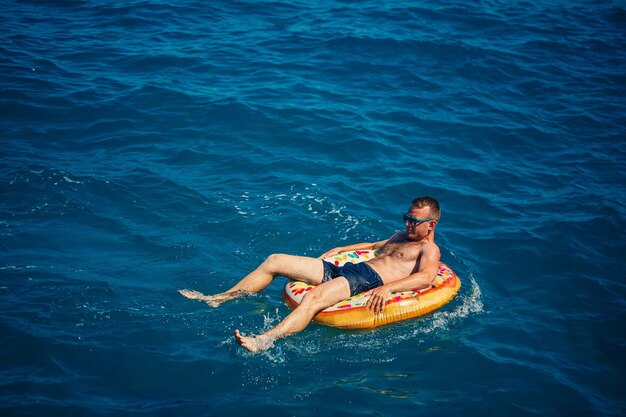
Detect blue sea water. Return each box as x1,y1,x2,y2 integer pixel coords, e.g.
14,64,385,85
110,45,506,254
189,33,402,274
1,0,625,415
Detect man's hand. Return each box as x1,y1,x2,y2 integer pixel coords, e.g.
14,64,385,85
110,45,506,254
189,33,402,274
366,285,393,314
318,247,343,259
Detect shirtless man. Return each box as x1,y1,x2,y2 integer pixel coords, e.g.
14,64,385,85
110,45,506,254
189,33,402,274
179,196,441,352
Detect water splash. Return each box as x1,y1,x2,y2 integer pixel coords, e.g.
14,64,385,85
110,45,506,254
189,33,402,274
411,270,483,337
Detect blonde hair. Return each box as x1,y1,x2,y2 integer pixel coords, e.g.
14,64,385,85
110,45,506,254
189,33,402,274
411,196,440,221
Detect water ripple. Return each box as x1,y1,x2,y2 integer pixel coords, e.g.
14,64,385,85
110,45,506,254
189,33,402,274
1,0,625,415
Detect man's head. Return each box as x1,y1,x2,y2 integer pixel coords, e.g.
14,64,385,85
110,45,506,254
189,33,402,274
410,196,440,221
404,196,440,240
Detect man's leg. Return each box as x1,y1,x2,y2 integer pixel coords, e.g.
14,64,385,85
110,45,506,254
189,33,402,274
179,254,325,307
234,276,351,352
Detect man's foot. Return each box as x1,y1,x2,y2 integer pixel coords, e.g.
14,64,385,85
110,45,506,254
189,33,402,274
178,289,225,308
234,329,274,353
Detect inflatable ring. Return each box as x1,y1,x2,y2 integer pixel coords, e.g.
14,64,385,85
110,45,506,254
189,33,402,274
283,250,461,329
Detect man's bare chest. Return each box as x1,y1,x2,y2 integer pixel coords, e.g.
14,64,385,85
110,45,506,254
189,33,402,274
379,241,422,262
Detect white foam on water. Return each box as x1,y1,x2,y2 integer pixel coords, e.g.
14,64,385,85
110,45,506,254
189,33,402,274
63,176,82,184
341,214,360,240
410,272,483,338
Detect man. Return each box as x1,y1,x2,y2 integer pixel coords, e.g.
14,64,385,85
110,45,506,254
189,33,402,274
179,196,441,352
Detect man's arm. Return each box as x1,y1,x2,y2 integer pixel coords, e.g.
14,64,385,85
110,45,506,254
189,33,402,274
383,259,439,292
318,233,400,259
366,243,441,314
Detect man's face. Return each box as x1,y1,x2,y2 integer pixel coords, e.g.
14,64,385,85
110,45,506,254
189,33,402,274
405,206,434,240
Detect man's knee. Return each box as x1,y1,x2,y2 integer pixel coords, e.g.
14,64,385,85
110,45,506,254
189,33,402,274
263,253,289,271
300,290,323,311
300,284,334,310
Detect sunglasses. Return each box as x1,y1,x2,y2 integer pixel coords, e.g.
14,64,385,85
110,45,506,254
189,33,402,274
403,213,433,226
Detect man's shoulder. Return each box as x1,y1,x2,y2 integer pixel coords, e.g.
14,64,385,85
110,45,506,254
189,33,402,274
420,241,441,259
421,240,439,249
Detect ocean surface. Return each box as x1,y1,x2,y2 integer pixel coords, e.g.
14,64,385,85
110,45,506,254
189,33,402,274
1,0,625,416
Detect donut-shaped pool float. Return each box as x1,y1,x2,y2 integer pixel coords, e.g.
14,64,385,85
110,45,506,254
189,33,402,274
283,250,461,329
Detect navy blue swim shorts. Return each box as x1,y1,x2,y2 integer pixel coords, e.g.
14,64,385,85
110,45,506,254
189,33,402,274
322,261,383,296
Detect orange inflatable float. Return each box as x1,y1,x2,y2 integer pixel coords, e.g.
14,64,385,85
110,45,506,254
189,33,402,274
283,250,461,329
